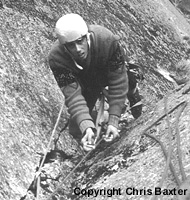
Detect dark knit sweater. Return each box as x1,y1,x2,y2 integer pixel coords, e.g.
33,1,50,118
48,25,128,134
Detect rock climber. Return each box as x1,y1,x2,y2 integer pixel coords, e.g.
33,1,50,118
48,13,142,151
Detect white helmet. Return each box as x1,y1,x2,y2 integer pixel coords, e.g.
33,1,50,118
55,13,88,44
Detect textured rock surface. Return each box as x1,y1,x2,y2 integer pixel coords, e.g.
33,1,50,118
0,5,76,200
0,0,190,200
77,82,190,200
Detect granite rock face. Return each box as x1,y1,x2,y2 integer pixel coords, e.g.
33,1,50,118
0,0,190,200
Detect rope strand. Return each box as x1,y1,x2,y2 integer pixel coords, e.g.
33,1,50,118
35,103,65,199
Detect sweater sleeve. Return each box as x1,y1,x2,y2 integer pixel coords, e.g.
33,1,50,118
49,58,95,134
107,41,129,128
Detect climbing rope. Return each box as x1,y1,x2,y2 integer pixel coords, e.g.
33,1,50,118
48,93,106,200
157,96,177,188
142,99,188,200
175,102,187,182
35,93,188,200
48,137,104,200
151,95,180,200
35,103,65,200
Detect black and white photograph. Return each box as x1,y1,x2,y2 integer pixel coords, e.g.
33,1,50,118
0,0,190,199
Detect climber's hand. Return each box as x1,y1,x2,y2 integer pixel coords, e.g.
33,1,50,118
103,125,119,142
81,128,96,151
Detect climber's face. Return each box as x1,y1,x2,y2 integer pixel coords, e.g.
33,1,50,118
62,35,89,62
